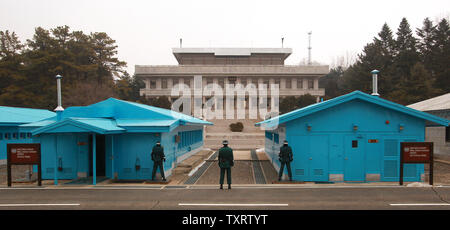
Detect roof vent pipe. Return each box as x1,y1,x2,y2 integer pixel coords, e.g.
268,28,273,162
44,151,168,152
54,74,64,120
371,70,380,96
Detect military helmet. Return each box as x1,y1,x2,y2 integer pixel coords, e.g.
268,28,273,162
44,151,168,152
222,140,229,145
283,140,288,145
156,141,161,145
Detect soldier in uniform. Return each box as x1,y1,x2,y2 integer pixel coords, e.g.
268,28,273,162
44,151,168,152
218,140,234,189
151,141,166,181
278,140,293,181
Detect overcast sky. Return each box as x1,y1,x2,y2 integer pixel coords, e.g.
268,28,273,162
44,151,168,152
1,0,449,75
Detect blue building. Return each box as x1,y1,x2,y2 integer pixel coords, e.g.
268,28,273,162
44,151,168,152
19,98,212,184
256,91,449,183
0,106,55,164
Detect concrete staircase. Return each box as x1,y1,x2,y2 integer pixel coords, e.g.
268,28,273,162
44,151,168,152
204,114,265,150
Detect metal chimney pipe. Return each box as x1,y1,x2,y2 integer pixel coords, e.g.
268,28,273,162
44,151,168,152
371,70,380,96
55,75,64,120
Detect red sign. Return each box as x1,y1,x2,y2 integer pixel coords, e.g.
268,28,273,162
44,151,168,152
401,142,432,163
7,143,41,164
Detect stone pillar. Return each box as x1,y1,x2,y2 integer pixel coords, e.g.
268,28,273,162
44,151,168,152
280,78,286,89
156,78,162,89
303,79,308,90
292,78,297,89
168,77,173,89
314,78,319,90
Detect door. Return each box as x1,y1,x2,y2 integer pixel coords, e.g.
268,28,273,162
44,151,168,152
344,135,365,182
308,135,329,181
290,135,329,182
89,134,106,177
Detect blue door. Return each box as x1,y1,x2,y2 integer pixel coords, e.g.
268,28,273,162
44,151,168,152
308,135,329,181
344,135,365,182
290,135,329,181
290,135,309,181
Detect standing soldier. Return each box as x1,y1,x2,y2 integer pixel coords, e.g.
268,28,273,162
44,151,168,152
218,140,234,189
151,141,166,181
278,140,293,181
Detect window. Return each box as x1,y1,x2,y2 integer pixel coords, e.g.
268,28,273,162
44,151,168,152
239,78,246,87
206,78,213,89
161,79,167,89
308,79,314,89
20,133,26,139
218,79,224,89
27,133,32,138
4,133,10,140
285,78,291,89
274,79,280,88
173,78,179,86
265,131,273,140
12,133,18,139
352,140,358,148
297,79,303,89
0,133,2,140
274,133,279,144
184,77,191,88
150,80,157,89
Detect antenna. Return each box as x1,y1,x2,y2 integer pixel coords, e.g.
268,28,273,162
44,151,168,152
308,31,312,65
180,38,182,48
281,37,284,48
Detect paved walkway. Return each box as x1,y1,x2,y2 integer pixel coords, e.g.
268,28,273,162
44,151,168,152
185,150,278,185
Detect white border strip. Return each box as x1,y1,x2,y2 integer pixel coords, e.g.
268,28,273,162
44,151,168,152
179,203,288,207
0,203,80,207
390,203,450,206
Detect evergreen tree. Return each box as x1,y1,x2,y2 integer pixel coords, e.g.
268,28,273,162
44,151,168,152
393,18,420,84
319,66,345,99
0,30,26,104
0,26,127,109
432,19,450,92
416,18,437,73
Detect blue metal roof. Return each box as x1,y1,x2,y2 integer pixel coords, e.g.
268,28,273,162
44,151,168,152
31,118,125,135
255,91,450,128
0,106,55,125
61,98,212,126
25,98,212,135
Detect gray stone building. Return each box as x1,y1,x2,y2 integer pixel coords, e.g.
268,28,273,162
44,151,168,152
408,93,450,156
135,48,328,112
135,48,329,149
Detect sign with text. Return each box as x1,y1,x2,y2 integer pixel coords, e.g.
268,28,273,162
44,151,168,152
8,143,41,164
7,143,42,187
400,142,433,186
401,142,432,163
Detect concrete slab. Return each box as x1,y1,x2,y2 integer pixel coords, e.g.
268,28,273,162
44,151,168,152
195,161,255,185
260,161,278,182
256,151,269,160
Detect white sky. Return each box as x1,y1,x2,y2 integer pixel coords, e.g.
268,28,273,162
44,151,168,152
1,0,449,75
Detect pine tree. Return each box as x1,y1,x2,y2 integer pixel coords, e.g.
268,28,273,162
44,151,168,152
416,18,437,73
432,19,450,92
393,18,420,84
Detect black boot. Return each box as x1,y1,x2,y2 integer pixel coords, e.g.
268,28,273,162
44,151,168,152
220,184,223,189
278,178,281,181
162,178,166,182
228,184,231,189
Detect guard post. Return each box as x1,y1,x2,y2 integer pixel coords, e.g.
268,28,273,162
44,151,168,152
7,143,42,187
400,142,433,186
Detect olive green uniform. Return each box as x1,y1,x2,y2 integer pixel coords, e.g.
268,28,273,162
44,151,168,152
151,144,166,180
278,145,293,180
218,146,234,185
